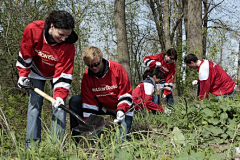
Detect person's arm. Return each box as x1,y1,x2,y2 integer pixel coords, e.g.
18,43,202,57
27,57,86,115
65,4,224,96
53,44,75,100
132,85,144,111
199,79,211,100
163,64,175,96
143,54,162,69
116,65,133,113
81,72,100,120
198,60,211,100
16,23,38,78
143,83,164,113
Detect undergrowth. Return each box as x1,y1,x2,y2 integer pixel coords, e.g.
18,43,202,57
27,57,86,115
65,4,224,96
0,93,240,159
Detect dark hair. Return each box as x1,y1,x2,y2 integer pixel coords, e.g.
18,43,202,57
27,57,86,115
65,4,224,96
184,54,198,64
142,68,163,80
166,48,178,60
45,10,75,29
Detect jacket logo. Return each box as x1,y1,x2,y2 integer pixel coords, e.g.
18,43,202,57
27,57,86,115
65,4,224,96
92,85,118,92
35,49,57,62
160,66,169,72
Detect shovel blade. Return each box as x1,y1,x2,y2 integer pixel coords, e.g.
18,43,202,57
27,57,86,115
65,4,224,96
73,114,106,133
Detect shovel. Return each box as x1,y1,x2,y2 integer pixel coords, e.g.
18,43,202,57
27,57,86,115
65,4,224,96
29,83,106,133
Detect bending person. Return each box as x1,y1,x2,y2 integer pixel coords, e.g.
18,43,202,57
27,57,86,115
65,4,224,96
69,46,134,142
16,10,78,148
143,48,177,108
132,68,165,113
184,54,236,100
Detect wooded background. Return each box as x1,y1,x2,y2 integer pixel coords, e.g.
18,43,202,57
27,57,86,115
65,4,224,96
0,0,240,103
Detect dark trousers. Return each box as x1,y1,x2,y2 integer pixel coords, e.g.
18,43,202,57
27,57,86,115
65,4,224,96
153,93,174,107
69,95,133,138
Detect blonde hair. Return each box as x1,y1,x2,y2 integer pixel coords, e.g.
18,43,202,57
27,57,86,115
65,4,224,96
83,46,103,64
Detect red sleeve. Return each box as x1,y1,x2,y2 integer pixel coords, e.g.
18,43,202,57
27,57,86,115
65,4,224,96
199,79,211,100
143,54,162,69
53,44,75,100
163,64,175,96
116,65,133,113
17,22,42,77
81,72,100,119
145,94,164,113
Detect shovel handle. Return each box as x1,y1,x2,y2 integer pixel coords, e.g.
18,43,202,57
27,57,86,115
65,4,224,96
32,87,91,127
34,88,56,103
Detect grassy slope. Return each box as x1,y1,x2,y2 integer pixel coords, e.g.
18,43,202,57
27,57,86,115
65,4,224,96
1,94,240,159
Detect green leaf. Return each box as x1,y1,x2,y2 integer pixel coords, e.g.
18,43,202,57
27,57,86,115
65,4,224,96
201,108,215,118
226,130,235,138
207,118,219,125
209,153,225,160
219,102,232,111
174,151,189,160
220,113,228,121
115,149,133,160
172,127,185,145
189,152,205,159
227,119,237,129
204,125,224,135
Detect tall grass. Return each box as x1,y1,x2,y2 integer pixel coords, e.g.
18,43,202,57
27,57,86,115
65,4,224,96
0,96,240,159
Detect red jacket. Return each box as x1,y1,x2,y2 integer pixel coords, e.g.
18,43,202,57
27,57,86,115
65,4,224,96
198,60,235,100
143,53,175,96
81,59,133,119
16,20,78,100
132,77,164,113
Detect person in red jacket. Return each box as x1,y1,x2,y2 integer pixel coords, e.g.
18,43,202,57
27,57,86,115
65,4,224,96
184,54,236,100
143,48,178,108
16,10,78,148
132,68,165,113
69,46,134,142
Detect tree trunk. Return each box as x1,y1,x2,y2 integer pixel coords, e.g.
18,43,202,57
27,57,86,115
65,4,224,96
182,0,188,40
187,0,202,56
202,0,208,58
176,0,183,96
237,42,240,85
114,0,132,82
163,0,171,49
149,0,165,51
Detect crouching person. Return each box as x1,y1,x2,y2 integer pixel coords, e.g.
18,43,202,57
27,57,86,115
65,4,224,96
69,46,134,143
132,68,168,114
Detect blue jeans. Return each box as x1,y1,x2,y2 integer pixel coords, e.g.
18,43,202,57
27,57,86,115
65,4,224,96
26,78,66,147
153,93,174,107
216,88,236,99
197,83,236,99
69,95,133,141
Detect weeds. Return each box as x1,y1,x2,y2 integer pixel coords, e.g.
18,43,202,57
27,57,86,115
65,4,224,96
0,95,239,159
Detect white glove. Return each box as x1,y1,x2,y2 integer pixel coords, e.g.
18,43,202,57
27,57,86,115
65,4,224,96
114,110,125,124
52,97,64,110
155,61,161,68
162,94,166,99
17,77,30,88
164,107,171,116
192,80,198,86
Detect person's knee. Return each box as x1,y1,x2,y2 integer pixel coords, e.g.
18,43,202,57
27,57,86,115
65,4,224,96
125,116,133,133
167,94,174,105
69,95,82,110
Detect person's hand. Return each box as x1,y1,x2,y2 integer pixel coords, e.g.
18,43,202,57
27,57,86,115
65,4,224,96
52,97,64,111
155,61,161,68
164,107,172,116
162,94,166,99
113,110,125,124
192,80,198,86
17,77,30,89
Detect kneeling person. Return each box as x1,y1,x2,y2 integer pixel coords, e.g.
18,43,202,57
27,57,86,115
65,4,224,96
70,46,134,141
132,68,165,113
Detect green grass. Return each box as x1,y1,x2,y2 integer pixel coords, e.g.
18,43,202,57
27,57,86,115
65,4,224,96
0,95,240,159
